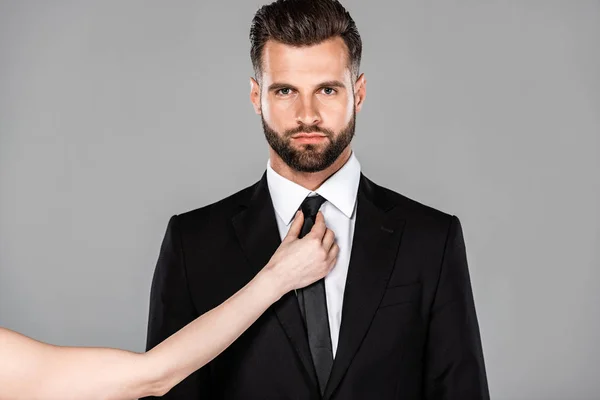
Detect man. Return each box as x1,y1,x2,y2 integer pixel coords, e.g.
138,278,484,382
145,0,489,399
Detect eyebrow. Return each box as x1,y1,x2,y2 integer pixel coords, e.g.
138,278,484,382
267,80,346,92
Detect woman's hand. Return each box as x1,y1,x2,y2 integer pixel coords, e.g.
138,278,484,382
263,210,339,296
0,211,339,400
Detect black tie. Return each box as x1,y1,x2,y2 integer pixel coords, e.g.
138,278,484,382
296,194,333,396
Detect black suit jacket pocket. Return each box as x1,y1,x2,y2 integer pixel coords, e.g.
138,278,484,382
378,282,422,309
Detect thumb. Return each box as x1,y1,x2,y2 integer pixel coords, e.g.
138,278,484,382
285,210,304,240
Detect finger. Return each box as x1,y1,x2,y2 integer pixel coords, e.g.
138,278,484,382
309,211,327,240
327,242,339,262
322,228,335,252
326,244,339,271
285,210,304,240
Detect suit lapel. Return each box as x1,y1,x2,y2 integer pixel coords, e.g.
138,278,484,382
231,172,319,391
232,172,406,399
323,174,406,400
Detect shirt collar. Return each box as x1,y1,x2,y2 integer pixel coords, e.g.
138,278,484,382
266,151,361,226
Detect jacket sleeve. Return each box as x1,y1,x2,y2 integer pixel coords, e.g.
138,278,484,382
424,215,490,399
141,215,212,399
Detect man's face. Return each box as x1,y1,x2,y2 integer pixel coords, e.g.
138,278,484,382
250,36,366,173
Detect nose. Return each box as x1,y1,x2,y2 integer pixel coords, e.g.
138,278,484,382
295,96,321,127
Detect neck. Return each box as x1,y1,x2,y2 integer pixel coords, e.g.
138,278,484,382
268,146,352,191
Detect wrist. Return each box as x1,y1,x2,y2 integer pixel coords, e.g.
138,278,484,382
257,263,289,302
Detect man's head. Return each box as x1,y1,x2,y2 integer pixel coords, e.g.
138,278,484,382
249,0,366,173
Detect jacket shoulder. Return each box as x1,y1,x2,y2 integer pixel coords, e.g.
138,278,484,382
365,175,456,228
172,179,258,232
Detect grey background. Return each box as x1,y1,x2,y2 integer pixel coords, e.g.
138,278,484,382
0,1,598,399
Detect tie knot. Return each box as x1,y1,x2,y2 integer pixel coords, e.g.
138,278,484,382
300,194,327,219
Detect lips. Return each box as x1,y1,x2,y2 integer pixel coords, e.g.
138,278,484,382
291,133,327,138
291,135,327,144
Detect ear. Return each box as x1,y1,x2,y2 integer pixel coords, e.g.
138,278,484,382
354,73,366,112
249,77,262,115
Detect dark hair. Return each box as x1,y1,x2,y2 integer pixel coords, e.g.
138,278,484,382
250,0,362,83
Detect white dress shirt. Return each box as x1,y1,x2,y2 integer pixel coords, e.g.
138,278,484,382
266,151,361,358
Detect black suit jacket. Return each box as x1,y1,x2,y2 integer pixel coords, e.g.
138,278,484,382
143,172,489,399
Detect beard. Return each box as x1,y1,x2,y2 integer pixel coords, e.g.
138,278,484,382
261,107,356,173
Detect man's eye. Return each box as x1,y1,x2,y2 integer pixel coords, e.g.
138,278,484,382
277,88,292,95
322,87,337,95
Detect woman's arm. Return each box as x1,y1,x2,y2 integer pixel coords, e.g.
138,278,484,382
145,267,283,396
0,327,154,400
0,211,338,400
0,270,281,400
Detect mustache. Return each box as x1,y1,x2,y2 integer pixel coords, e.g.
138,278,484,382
284,124,334,138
